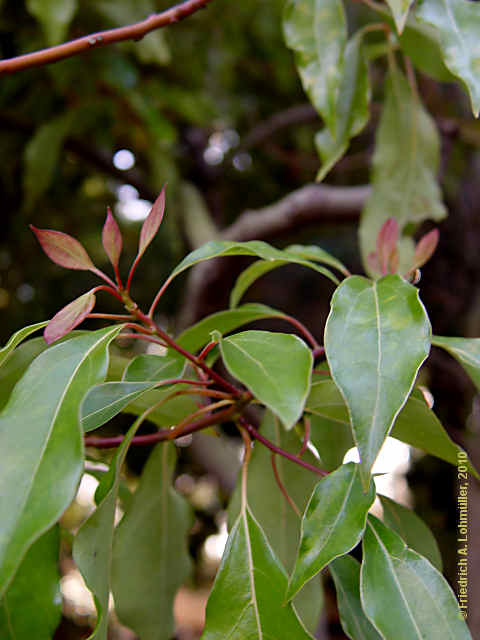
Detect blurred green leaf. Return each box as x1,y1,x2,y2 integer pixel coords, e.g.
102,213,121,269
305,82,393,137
324,275,431,485
385,0,412,34
0,322,47,369
359,68,446,274
361,515,471,639
26,0,77,45
286,463,375,602
215,330,313,429
112,444,193,640
432,335,480,390
0,527,61,640
379,495,443,571
0,326,122,597
123,350,186,382
416,0,480,116
329,555,382,640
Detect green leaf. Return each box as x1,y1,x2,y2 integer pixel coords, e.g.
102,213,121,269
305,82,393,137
227,411,324,633
315,32,370,181
391,392,480,479
23,113,73,212
176,303,285,353
308,414,353,471
202,506,313,640
329,555,382,640
283,0,347,130
112,444,193,640
398,18,455,82
229,247,342,308
306,379,480,478
386,0,412,34
361,515,471,639
0,527,61,640
81,381,156,432
73,410,149,640
26,0,77,45
215,330,313,429
123,350,186,382
359,69,446,275
432,335,480,390
416,0,480,116
164,240,339,293
379,495,443,571
286,463,375,602
0,322,48,369
0,325,122,597
324,275,431,484
121,385,199,429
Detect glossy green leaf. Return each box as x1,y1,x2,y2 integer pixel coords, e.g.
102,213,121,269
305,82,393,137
215,330,313,429
283,0,347,130
74,410,148,640
123,350,186,382
0,527,61,640
122,384,199,429
0,321,48,369
0,325,122,597
386,0,412,34
308,414,353,471
379,495,442,571
325,275,431,484
315,32,370,181
416,0,480,116
202,506,313,640
26,0,77,45
230,250,340,308
329,555,382,640
432,335,480,390
285,244,350,276
164,240,338,294
23,114,73,212
81,381,156,432
361,515,471,639
286,463,375,602
228,411,324,632
176,303,285,353
359,69,446,275
306,379,480,478
112,444,193,640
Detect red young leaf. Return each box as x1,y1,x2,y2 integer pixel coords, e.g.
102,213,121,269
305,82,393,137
44,290,96,344
388,247,399,274
412,229,439,269
138,187,165,258
102,207,123,269
367,251,380,274
30,226,95,271
376,218,399,275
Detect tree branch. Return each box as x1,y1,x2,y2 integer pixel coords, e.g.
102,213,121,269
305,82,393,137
178,183,370,326
0,0,215,75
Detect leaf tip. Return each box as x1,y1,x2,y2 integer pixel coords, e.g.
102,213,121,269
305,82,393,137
44,290,96,344
102,206,123,269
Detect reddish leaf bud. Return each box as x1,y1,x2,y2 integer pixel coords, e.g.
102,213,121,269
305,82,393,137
102,207,123,269
138,187,165,258
412,229,439,270
367,251,381,274
44,290,96,344
376,218,399,275
30,226,95,271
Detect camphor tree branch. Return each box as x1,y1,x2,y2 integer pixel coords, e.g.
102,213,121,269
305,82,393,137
0,0,215,75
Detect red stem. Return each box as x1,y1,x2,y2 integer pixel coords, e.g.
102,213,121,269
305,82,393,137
281,313,319,350
84,403,237,449
0,0,215,75
298,417,310,458
240,419,328,477
93,285,124,302
125,253,143,293
198,340,218,361
271,454,301,517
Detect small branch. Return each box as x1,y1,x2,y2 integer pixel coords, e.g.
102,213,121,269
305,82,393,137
87,313,135,321
84,403,238,449
298,417,311,458
281,313,319,350
271,454,301,517
166,399,233,440
312,346,326,360
93,284,124,303
0,0,215,75
240,419,328,477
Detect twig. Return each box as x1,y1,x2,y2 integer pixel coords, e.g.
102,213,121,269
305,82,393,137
240,419,328,477
0,0,215,75
298,417,311,458
271,454,301,517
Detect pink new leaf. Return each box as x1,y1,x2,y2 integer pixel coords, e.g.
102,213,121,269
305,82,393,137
102,207,123,269
367,251,381,274
412,229,439,270
138,187,165,258
376,218,399,275
30,225,95,271
44,290,96,344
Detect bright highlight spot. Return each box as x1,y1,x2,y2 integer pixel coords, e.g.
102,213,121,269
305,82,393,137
113,149,135,170
204,520,229,562
115,184,152,222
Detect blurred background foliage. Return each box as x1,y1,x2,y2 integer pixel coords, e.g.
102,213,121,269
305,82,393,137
1,0,480,638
